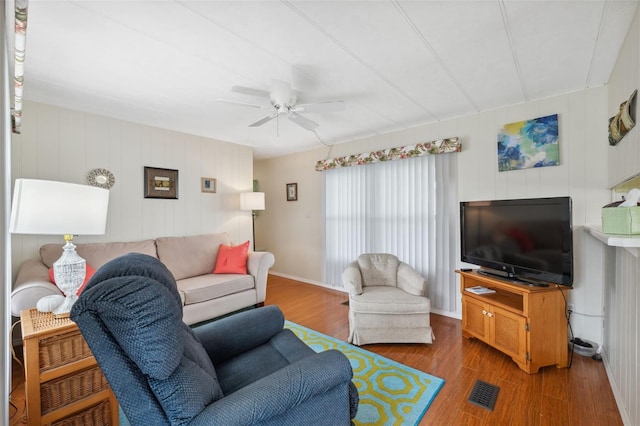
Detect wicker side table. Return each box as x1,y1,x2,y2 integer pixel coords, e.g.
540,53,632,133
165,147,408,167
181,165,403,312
20,308,119,426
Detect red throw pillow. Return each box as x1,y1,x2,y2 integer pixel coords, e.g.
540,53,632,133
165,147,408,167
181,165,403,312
48,264,96,295
213,241,250,274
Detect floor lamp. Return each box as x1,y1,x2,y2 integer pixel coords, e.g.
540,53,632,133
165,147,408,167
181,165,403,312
9,179,110,317
240,192,265,251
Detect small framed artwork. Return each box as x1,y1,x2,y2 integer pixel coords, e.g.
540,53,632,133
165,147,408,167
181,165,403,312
286,183,298,201
201,177,217,193
144,166,178,199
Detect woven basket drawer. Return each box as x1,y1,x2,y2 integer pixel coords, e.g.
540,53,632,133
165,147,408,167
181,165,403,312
39,330,93,371
41,365,110,414
51,399,112,426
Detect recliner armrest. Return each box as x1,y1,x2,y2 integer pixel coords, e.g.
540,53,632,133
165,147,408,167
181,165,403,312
189,350,353,426
193,305,284,364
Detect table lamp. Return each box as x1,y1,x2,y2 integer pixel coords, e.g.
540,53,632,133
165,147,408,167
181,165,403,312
240,192,265,251
10,179,110,318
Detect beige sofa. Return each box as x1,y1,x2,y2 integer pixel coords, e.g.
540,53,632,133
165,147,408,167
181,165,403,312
11,233,275,325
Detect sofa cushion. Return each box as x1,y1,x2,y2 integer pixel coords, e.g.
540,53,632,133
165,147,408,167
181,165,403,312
156,234,231,281
40,240,157,270
357,254,399,287
213,241,249,274
177,274,255,306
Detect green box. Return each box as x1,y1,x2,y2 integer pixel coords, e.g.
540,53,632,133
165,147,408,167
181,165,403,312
602,206,640,234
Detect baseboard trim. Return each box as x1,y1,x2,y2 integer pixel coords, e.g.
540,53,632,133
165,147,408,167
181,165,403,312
432,308,462,320
269,271,348,293
268,271,462,320
602,349,632,425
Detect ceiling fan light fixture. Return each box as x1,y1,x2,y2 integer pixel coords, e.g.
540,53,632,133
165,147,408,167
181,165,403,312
218,79,344,132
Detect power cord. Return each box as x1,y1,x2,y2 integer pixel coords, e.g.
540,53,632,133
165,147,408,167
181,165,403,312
312,129,332,148
10,319,26,423
566,309,575,368
312,129,336,164
558,285,604,363
557,285,574,368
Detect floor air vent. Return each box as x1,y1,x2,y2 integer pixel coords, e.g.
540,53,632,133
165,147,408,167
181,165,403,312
468,380,499,411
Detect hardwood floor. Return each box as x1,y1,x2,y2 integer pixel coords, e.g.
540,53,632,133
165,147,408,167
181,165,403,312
265,275,623,426
9,274,623,425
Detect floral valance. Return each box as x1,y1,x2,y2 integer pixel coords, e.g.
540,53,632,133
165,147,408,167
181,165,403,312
315,137,460,171
12,0,29,134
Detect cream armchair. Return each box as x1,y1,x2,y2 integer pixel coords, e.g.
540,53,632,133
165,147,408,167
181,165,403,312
342,253,434,345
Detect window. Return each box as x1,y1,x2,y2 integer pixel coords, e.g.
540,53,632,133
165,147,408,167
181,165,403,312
324,153,458,311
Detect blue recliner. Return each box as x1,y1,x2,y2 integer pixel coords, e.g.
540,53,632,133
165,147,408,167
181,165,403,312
70,253,358,425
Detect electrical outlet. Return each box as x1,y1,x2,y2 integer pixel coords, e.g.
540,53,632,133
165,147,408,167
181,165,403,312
567,303,575,313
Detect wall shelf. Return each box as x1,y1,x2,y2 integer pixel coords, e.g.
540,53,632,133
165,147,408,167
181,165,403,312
584,225,640,257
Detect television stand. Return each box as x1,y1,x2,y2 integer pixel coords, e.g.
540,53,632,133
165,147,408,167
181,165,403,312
457,269,570,374
477,269,549,287
515,276,549,287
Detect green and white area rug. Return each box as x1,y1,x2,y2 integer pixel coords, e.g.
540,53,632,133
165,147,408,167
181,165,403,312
285,321,444,426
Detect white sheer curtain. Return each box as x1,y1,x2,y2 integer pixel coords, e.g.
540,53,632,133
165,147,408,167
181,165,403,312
324,153,458,313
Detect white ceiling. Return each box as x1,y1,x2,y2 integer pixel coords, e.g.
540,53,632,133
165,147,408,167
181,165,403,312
20,0,639,158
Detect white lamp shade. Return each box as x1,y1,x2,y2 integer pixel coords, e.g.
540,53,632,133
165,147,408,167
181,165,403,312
10,179,110,235
240,192,265,211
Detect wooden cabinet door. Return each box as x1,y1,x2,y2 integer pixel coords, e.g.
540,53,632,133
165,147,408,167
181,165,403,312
490,306,527,363
462,296,489,340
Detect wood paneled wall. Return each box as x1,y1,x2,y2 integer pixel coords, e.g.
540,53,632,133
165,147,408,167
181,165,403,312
607,9,640,188
602,7,640,425
10,100,255,278
604,248,638,425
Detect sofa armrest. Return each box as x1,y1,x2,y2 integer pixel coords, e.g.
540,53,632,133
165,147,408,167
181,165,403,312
190,350,353,426
397,262,426,297
246,251,275,303
11,258,61,316
193,305,284,364
341,261,363,295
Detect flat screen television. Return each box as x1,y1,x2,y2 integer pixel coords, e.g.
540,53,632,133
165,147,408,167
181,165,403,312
460,196,573,287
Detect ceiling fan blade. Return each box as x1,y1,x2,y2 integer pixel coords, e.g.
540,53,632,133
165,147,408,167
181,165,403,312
288,111,318,131
293,101,345,114
249,113,278,127
231,85,270,98
216,99,271,109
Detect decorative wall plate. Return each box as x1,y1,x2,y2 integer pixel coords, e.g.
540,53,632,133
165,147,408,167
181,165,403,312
87,168,115,189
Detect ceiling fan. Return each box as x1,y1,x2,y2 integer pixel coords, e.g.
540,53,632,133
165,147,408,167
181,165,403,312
217,79,345,131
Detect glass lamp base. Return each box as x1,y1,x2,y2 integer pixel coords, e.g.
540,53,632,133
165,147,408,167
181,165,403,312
52,239,86,318
53,295,78,318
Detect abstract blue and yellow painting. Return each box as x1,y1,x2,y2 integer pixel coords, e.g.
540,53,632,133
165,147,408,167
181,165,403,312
497,114,559,172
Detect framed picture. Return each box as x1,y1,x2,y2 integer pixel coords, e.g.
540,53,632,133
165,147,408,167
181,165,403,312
286,183,298,201
201,177,217,193
144,167,178,199
497,114,559,172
